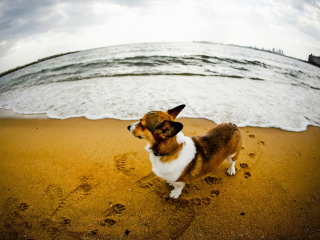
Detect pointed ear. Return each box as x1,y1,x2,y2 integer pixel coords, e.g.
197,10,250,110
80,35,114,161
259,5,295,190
167,104,186,119
154,120,183,139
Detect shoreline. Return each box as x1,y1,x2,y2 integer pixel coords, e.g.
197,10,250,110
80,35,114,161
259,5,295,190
0,109,48,119
1,117,320,239
0,108,318,132
0,51,79,78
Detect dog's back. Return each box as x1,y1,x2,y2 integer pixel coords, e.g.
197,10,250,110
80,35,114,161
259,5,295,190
177,123,242,182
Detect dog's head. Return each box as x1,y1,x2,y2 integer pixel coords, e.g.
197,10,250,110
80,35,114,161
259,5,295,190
127,104,185,146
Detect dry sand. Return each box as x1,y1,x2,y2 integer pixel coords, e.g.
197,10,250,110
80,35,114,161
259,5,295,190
0,118,319,239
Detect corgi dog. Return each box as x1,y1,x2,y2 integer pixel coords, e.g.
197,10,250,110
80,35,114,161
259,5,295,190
127,104,242,198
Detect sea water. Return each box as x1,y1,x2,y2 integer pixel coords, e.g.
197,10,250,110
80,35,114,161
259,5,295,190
0,42,319,132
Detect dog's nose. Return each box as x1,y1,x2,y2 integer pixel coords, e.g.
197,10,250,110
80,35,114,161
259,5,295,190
127,125,131,131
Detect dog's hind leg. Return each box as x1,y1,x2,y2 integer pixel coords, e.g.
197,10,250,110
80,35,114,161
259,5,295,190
169,181,185,198
227,153,237,175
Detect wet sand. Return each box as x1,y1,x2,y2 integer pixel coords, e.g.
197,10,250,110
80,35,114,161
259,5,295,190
0,118,319,239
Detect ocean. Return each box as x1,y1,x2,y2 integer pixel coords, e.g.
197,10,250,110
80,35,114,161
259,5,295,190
0,42,319,132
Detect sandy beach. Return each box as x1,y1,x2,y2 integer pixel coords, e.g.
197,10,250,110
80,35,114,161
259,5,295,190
0,117,319,239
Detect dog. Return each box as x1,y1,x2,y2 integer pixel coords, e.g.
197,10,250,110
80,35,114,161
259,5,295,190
127,104,242,198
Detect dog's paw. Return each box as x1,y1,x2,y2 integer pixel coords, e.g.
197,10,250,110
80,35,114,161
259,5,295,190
227,168,236,175
170,189,182,199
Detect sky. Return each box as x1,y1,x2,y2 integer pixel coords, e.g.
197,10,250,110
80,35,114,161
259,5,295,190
0,0,320,73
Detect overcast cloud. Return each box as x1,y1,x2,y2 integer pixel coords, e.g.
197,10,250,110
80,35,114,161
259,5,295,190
0,0,319,72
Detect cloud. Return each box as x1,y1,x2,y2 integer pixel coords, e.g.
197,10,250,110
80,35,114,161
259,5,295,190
267,0,320,38
0,0,56,37
0,0,320,72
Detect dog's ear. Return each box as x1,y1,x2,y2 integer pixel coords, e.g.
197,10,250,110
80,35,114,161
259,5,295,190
154,120,183,139
167,104,186,119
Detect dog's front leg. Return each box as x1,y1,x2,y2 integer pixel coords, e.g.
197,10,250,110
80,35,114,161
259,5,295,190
169,181,185,198
226,153,237,175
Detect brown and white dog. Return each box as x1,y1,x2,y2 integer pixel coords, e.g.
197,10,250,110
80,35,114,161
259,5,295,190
127,104,242,198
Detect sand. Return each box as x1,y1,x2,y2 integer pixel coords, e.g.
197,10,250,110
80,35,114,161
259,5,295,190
0,117,319,239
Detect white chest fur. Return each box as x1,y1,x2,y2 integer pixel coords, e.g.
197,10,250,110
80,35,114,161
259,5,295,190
146,132,196,183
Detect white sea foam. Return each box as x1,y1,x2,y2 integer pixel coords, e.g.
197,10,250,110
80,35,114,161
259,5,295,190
0,43,319,132
0,75,319,131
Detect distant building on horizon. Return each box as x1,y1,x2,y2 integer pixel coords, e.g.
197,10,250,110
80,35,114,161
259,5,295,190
272,48,284,55
308,54,320,67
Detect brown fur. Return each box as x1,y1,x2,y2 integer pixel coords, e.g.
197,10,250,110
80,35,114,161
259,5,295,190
178,123,242,181
153,136,184,162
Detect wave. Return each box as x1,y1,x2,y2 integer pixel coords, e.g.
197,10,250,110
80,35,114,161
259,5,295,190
0,54,272,92
1,51,317,95
38,55,271,73
8,71,320,95
1,42,319,132
53,73,248,83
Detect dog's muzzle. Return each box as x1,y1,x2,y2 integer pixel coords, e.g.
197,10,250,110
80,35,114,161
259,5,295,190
127,122,137,132
127,123,143,139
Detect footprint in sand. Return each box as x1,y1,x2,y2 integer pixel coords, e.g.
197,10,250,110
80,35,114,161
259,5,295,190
249,134,255,138
248,153,255,158
114,152,138,176
102,218,117,227
2,197,78,238
244,172,251,179
40,217,86,239
182,183,201,195
18,202,29,211
60,217,71,225
188,197,211,207
98,203,126,227
49,175,100,218
2,197,33,235
240,163,249,168
106,203,126,216
162,199,196,239
44,184,64,201
259,140,265,145
51,183,92,217
204,176,223,185
136,172,160,189
210,190,220,198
